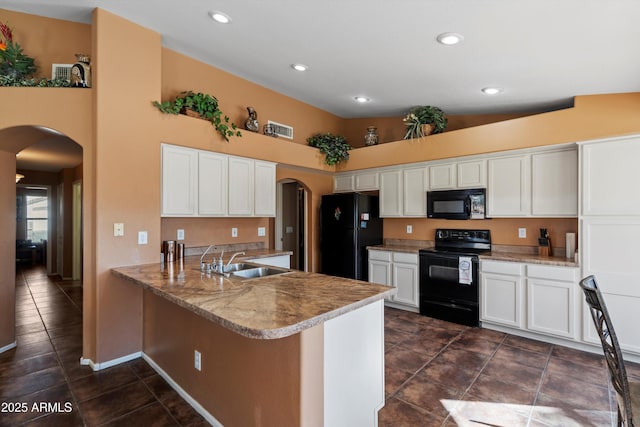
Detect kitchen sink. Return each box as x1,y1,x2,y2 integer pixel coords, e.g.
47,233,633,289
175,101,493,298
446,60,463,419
231,267,287,279
224,263,253,272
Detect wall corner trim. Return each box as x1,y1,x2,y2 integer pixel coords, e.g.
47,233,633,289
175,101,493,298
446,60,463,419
80,351,142,371
0,341,17,354
142,353,223,427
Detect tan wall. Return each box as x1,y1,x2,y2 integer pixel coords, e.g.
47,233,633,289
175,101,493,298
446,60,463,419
0,151,16,349
143,291,304,425
161,217,270,249
0,9,91,79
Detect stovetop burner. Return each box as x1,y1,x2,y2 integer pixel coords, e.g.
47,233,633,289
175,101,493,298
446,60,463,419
430,228,491,254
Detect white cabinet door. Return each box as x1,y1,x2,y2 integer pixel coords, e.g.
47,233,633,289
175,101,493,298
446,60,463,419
392,260,419,308
531,149,577,217
527,278,574,338
487,155,530,217
581,135,640,215
379,170,403,217
254,160,276,217
457,159,486,188
481,273,523,327
403,167,427,217
369,250,392,302
428,163,456,190
228,156,254,216
198,151,227,216
334,174,355,193
354,171,379,191
162,144,197,216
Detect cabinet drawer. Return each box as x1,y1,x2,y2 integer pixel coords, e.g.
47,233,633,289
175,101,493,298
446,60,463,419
368,250,391,262
393,252,418,264
526,264,577,282
481,260,523,275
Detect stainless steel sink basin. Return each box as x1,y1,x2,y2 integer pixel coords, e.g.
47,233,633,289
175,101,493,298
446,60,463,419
231,267,287,279
224,263,253,272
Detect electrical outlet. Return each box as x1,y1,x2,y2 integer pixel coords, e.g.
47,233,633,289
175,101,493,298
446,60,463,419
518,228,527,238
138,231,148,245
113,223,124,237
257,227,266,237
194,350,201,371
406,225,413,234
177,229,185,240
231,227,238,238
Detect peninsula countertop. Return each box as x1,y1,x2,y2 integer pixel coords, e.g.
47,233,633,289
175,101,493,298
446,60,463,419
111,256,394,340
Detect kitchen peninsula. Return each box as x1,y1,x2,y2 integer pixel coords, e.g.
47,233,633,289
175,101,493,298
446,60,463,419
112,255,394,427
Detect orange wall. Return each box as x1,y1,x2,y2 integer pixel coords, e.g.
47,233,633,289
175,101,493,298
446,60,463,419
161,217,270,248
0,151,16,349
0,9,91,80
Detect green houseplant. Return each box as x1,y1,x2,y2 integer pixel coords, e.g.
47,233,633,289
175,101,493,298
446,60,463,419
403,105,448,139
0,21,37,80
153,91,241,142
307,133,352,166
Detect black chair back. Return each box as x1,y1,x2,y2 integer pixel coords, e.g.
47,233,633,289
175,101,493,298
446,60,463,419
579,275,634,427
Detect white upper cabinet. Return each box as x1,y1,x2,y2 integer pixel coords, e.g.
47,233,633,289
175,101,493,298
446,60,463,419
403,167,427,216
161,144,276,217
531,149,577,217
333,174,355,193
198,151,227,216
334,171,379,193
457,159,487,188
487,155,531,217
428,163,456,190
162,144,197,216
254,160,276,217
354,171,379,191
581,135,640,215
379,170,403,217
228,156,255,216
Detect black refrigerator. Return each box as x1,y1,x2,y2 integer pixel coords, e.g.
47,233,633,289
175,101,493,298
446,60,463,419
320,193,383,281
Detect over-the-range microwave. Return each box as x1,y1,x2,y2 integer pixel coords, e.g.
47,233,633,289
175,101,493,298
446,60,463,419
427,188,486,220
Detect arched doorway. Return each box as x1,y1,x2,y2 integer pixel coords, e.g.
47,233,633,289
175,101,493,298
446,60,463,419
276,179,309,271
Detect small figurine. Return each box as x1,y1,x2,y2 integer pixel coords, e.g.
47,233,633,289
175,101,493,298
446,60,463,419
244,107,259,132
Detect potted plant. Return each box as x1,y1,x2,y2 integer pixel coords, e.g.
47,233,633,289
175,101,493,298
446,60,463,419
153,91,241,142
402,106,448,139
307,133,352,166
0,22,37,80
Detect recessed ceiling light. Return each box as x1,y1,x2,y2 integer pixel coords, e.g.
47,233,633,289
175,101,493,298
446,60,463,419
291,64,309,72
482,87,503,95
354,96,370,103
436,32,464,45
209,11,231,24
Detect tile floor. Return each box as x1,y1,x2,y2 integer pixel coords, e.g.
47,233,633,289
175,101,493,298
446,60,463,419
1,265,207,426
3,265,638,426
379,306,640,426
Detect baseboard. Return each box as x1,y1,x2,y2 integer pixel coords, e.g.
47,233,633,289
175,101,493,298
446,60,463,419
0,341,17,354
79,351,142,371
142,353,222,427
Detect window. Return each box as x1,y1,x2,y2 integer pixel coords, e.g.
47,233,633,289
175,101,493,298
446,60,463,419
26,195,48,242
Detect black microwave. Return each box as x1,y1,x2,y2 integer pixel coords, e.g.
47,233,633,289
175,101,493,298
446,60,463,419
427,188,486,220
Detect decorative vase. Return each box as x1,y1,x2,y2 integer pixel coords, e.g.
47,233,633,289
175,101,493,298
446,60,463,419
420,123,435,137
244,107,259,132
70,54,91,88
364,126,379,146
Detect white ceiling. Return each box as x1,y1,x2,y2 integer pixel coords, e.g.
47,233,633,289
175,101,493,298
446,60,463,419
3,0,640,120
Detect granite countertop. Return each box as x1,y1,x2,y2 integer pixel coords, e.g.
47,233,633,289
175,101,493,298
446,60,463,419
366,240,579,267
111,255,394,340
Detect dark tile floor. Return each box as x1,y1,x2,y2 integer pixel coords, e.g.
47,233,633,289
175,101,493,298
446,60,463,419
379,307,640,427
4,265,638,426
0,265,207,426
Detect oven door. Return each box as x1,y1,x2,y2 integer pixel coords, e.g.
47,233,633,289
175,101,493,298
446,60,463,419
419,251,479,326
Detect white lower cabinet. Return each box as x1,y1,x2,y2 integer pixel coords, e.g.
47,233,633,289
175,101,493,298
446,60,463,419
368,250,418,310
481,259,578,341
481,261,524,328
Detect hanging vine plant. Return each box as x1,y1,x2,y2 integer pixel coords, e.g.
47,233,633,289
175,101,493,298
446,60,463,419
307,132,352,165
153,91,241,142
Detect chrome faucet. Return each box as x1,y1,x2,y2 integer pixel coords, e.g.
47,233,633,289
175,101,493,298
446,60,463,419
200,245,215,272
223,252,246,272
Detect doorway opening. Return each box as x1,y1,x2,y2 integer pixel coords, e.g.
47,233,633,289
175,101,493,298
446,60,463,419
276,180,308,271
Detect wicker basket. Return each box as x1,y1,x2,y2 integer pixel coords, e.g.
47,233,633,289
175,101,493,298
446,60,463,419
421,123,435,137
181,108,202,119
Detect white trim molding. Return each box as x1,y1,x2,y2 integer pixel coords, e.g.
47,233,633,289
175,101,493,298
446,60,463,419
0,341,17,354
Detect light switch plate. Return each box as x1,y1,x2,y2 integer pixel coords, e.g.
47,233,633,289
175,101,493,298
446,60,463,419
406,225,413,234
177,229,185,240
231,227,238,238
114,223,124,237
518,228,527,238
257,227,266,237
138,231,148,245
